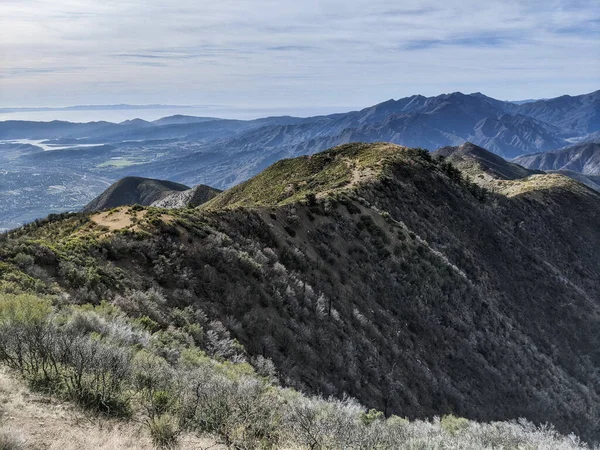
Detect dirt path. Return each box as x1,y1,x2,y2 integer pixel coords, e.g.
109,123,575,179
90,208,148,231
0,368,221,449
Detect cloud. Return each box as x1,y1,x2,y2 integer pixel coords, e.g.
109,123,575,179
0,0,598,110
267,45,320,52
402,31,527,50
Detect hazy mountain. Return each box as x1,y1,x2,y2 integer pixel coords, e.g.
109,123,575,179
82,176,189,212
515,91,600,135
151,115,219,126
0,104,197,113
3,143,600,443
513,142,600,175
4,90,598,151
510,98,546,105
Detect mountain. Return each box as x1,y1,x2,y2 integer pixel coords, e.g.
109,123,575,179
515,91,600,136
434,142,543,180
435,142,600,193
3,143,600,443
82,176,190,212
151,115,218,126
513,142,600,175
151,184,222,208
1,90,599,231
510,98,546,105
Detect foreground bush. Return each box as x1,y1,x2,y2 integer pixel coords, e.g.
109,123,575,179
0,294,132,416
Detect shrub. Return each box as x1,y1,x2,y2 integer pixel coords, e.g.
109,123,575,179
0,294,132,417
441,414,471,435
149,414,180,449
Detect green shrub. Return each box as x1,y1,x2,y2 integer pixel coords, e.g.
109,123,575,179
0,293,51,325
149,414,179,449
441,414,471,435
360,408,384,426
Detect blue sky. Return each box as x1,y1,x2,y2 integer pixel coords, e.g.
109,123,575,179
0,0,598,113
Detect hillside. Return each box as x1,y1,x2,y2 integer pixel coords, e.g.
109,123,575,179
437,143,600,194
551,170,600,193
1,143,600,445
513,142,600,175
82,176,190,212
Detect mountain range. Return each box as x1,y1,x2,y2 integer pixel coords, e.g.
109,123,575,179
2,142,600,445
0,90,598,230
514,141,600,175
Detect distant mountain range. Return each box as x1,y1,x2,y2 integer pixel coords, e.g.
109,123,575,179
2,90,598,157
1,90,598,229
0,104,199,113
513,142,600,175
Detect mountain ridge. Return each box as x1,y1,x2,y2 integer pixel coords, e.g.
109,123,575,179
3,142,600,442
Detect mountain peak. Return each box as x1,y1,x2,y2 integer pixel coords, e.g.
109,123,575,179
434,142,541,180
83,176,190,212
205,142,412,209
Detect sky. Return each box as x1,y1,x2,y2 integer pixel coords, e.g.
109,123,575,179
0,0,599,115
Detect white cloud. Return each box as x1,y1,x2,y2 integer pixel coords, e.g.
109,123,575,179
0,0,598,110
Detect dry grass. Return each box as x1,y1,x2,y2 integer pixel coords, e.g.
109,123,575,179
90,208,148,232
0,368,221,450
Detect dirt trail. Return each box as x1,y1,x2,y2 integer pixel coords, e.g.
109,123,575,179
90,208,148,231
0,368,221,449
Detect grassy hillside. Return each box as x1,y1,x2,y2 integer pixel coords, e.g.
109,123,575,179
205,142,405,208
83,176,190,212
1,143,600,446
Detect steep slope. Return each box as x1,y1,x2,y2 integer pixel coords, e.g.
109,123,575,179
82,176,189,212
151,184,222,208
3,143,600,443
513,142,600,175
